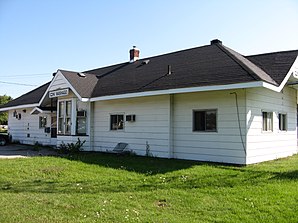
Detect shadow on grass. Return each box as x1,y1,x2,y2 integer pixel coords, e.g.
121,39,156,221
62,151,208,175
1,152,296,194
2,168,293,195
271,170,298,180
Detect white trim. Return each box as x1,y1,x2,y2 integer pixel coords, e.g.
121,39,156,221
90,81,264,102
57,99,74,135
38,70,83,106
30,107,44,115
0,103,38,112
81,98,90,102
39,74,58,106
30,107,55,115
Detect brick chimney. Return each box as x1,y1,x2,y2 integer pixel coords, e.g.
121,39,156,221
129,46,140,63
210,39,222,45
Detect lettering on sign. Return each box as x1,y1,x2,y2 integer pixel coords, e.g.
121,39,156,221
49,89,69,98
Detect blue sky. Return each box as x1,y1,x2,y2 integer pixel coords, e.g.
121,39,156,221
0,0,298,98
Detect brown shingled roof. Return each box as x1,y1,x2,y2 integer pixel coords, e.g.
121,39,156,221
246,50,298,85
1,41,297,110
0,82,50,109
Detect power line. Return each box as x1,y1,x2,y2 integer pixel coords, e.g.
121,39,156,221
0,81,38,87
0,73,51,78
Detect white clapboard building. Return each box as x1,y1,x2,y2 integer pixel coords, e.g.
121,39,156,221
1,40,298,164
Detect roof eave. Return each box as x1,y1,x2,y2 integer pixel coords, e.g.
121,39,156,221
0,103,39,112
90,81,265,102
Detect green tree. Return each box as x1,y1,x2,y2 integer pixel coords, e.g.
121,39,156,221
0,95,12,125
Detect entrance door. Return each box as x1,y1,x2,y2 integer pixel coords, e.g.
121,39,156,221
51,115,57,138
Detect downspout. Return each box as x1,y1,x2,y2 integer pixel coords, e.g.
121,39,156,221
230,92,247,159
168,94,174,158
88,101,94,151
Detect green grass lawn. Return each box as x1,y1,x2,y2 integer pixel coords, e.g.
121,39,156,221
0,152,297,223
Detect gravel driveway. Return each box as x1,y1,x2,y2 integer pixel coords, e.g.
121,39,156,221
0,144,58,159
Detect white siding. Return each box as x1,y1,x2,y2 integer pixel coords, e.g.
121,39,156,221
49,73,69,91
8,108,52,145
92,95,170,158
172,90,247,164
246,87,297,164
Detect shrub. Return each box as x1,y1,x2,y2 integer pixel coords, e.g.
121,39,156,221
58,138,86,154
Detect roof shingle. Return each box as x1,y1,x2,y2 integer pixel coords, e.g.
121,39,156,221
1,42,297,110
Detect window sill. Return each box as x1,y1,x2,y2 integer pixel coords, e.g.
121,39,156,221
58,134,89,137
192,130,218,133
261,130,273,133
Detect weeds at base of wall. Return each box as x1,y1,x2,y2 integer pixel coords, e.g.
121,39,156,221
145,141,153,157
58,138,86,155
33,141,43,151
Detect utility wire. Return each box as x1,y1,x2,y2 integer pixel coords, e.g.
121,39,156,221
0,73,51,78
0,80,38,87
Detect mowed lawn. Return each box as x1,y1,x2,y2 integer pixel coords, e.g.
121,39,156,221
0,152,297,223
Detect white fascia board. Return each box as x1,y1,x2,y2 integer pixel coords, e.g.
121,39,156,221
38,73,59,106
90,81,264,102
30,107,54,115
0,104,39,112
58,72,83,101
38,70,84,105
81,98,90,102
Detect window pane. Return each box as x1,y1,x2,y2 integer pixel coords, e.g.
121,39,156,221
77,117,86,135
206,111,216,131
263,112,273,131
193,111,205,131
39,116,47,128
193,110,216,132
111,115,118,130
279,114,287,131
118,115,124,130
110,115,124,130
282,114,287,130
66,101,72,116
262,112,267,131
58,117,64,134
268,112,273,131
59,101,64,117
65,118,71,134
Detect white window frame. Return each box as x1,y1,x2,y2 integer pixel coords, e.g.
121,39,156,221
39,116,47,128
262,111,273,132
57,99,74,135
193,109,217,132
278,113,287,131
76,110,87,135
110,113,125,131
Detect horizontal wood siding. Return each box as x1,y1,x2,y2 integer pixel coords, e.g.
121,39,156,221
246,87,297,164
92,95,170,158
8,108,52,145
172,90,246,164
49,73,68,91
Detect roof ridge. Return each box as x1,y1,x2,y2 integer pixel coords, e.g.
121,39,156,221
215,43,277,85
84,44,211,74
246,49,298,57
